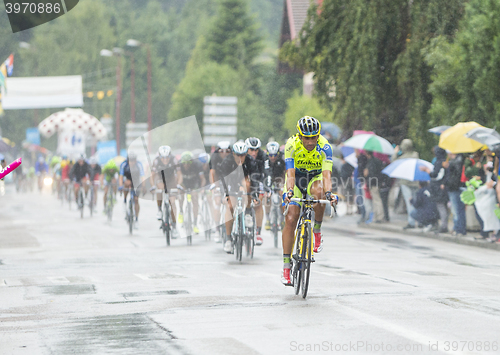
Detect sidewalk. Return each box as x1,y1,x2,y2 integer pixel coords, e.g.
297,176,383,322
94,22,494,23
357,212,500,251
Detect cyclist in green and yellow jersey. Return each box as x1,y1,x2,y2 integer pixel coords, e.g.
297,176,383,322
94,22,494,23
100,159,119,209
281,116,338,285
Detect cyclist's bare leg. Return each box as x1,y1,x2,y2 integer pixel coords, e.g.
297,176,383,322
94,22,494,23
282,205,300,254
134,195,140,218
254,194,264,228
224,196,236,237
213,192,222,227
169,196,177,223
74,182,80,201
156,181,164,211
310,180,326,222
123,180,131,202
103,184,109,206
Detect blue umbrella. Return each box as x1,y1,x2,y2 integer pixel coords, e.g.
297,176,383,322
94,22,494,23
321,122,342,140
340,146,357,167
382,158,434,181
428,125,451,136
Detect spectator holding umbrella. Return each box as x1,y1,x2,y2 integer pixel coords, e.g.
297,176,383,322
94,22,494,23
391,139,419,229
420,147,449,233
445,153,467,236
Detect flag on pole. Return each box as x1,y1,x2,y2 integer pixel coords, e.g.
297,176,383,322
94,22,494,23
4,54,13,77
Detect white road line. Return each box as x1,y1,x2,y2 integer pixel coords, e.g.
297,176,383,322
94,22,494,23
134,273,150,280
47,276,70,284
335,303,474,355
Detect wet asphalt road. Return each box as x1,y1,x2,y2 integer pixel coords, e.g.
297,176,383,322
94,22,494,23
1,185,500,355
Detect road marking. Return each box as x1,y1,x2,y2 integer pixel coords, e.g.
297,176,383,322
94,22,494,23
134,273,150,280
316,271,336,277
48,276,70,284
335,303,468,355
0,279,6,286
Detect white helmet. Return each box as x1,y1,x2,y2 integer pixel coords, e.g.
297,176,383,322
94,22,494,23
89,157,98,165
158,145,171,158
266,141,280,155
232,141,248,155
198,152,210,164
217,141,230,150
245,137,261,149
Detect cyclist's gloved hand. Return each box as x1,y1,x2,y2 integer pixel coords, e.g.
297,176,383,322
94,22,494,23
285,188,293,203
209,183,216,190
177,184,184,191
149,186,156,192
325,191,338,205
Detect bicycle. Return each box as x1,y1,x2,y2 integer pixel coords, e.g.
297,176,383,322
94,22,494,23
284,194,335,298
66,181,73,210
269,186,283,248
121,187,136,235
104,183,117,221
182,188,194,246
200,190,214,241
219,199,227,248
156,187,179,246
227,191,254,262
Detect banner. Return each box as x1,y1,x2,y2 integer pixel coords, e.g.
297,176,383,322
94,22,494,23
97,140,117,166
1,76,83,109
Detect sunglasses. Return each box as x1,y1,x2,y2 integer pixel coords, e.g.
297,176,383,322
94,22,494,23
221,149,231,153
249,148,258,151
269,154,277,158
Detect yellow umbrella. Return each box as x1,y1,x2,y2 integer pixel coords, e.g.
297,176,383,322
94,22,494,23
439,122,487,153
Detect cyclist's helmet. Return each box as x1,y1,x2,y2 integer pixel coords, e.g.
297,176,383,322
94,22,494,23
198,152,210,164
245,137,261,149
217,141,230,150
232,141,248,155
78,153,86,161
89,157,98,165
297,116,321,137
180,151,194,163
266,141,280,155
158,145,171,158
128,151,137,161
38,156,45,163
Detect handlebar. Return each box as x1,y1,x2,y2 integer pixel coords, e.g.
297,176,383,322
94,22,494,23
284,197,337,218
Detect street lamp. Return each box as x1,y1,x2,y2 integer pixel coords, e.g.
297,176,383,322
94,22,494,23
126,39,152,138
100,48,122,154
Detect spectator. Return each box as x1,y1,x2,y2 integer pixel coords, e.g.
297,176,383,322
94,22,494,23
429,147,449,233
410,181,439,231
340,154,355,215
446,153,467,236
364,150,384,223
392,139,419,229
354,150,368,223
464,150,489,239
379,157,392,222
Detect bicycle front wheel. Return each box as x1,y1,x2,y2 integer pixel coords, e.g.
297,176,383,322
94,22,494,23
128,198,134,235
164,202,171,246
301,222,313,299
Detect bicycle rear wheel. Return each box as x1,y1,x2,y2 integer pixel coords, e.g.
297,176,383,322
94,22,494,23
79,190,84,219
301,222,312,298
128,197,134,235
272,208,278,248
293,226,303,295
89,187,94,217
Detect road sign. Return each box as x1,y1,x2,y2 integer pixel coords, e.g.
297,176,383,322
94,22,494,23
203,106,237,116
203,96,238,105
203,116,237,125
203,135,237,146
203,125,237,135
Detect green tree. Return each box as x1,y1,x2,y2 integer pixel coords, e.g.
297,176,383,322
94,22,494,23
205,0,263,70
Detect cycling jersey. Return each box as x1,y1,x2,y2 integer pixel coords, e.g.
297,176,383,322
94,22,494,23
120,160,144,187
266,152,286,188
245,149,269,181
284,134,333,195
285,134,333,175
89,164,101,181
180,160,204,189
35,161,49,175
70,162,91,183
218,154,249,192
102,160,119,182
151,156,177,186
210,149,229,181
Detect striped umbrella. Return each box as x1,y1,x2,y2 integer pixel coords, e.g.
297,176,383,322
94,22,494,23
382,158,434,181
343,134,394,155
428,125,451,136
